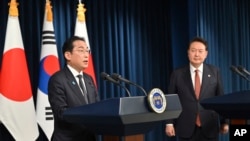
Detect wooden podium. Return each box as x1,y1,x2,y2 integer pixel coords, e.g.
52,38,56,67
63,94,182,141
200,90,250,125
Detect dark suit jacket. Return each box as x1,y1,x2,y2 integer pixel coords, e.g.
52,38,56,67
166,64,226,138
48,66,99,141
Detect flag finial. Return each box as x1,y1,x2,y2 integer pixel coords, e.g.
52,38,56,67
46,0,53,21
8,0,19,16
77,3,86,22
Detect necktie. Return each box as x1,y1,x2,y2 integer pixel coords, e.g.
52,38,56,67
195,69,201,99
195,69,201,126
77,75,89,104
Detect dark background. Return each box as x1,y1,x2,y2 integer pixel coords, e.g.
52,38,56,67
1,0,250,141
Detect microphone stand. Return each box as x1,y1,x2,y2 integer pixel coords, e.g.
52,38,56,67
101,72,131,97
111,73,148,96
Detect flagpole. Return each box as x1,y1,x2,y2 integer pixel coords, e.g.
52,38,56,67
74,1,97,87
9,0,18,17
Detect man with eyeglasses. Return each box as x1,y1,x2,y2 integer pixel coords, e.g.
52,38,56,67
48,36,99,141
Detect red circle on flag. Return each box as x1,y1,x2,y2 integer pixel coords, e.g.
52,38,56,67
43,55,60,75
0,48,32,101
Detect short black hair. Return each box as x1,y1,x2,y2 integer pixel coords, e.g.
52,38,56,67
188,37,208,51
62,36,86,55
62,36,86,64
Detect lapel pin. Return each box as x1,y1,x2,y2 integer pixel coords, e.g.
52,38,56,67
208,74,211,77
72,81,76,85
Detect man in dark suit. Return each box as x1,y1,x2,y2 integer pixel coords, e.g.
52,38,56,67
48,36,99,141
165,37,229,141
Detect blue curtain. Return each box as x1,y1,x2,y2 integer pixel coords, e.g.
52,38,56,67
197,0,250,94
0,0,249,141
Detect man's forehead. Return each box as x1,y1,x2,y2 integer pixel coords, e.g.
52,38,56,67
74,45,90,50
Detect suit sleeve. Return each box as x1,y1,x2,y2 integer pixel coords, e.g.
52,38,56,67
48,74,68,121
166,71,178,124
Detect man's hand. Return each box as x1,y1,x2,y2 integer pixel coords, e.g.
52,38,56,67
165,124,176,137
220,123,229,134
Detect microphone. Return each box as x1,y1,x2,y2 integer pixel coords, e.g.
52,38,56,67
237,66,250,76
111,73,148,96
230,65,250,81
100,72,131,97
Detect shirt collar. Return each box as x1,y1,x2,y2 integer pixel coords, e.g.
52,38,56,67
190,63,203,73
67,65,83,77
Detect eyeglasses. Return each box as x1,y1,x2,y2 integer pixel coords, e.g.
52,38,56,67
73,49,90,54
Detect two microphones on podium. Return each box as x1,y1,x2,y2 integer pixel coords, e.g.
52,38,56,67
100,72,147,97
100,72,168,114
230,65,250,81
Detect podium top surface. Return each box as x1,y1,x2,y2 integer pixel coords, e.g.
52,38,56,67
201,90,250,119
202,90,250,103
63,94,181,125
63,94,182,135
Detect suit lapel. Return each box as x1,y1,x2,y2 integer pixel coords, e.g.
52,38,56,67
83,73,96,103
64,67,86,103
183,67,197,99
200,65,210,99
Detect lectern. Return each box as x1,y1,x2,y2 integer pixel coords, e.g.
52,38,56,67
63,94,182,141
200,90,250,119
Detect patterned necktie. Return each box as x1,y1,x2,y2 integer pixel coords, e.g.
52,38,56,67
77,74,89,104
195,69,201,126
